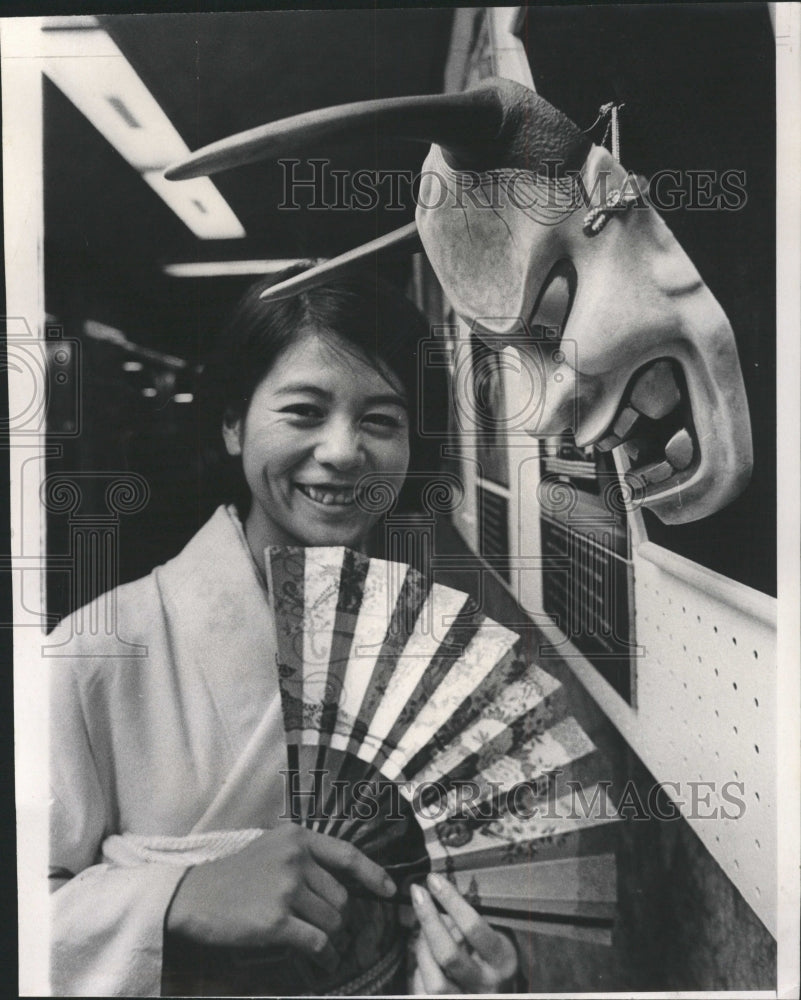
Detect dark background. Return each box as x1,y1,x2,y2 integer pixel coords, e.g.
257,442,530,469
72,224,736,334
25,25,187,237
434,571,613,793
524,2,776,596
43,7,454,610
42,4,776,626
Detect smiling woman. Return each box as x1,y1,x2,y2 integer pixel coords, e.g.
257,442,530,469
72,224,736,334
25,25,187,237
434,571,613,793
213,277,415,555
48,272,519,997
225,332,410,552
197,271,441,544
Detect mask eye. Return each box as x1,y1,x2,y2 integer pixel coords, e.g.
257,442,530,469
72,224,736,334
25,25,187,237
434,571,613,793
529,259,576,340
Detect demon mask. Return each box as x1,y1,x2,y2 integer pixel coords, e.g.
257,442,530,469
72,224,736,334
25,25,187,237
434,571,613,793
166,77,752,524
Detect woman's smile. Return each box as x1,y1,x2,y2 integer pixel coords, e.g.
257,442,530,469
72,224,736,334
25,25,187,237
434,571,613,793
223,328,410,561
295,483,357,507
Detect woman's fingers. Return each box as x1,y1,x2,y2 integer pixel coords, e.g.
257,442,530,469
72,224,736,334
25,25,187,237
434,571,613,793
413,928,460,995
411,883,483,988
303,858,349,913
306,830,396,899
440,913,465,946
280,915,339,973
292,883,343,937
165,825,384,954
426,872,516,973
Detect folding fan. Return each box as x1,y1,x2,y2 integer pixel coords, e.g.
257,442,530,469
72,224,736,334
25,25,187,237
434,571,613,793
265,545,620,944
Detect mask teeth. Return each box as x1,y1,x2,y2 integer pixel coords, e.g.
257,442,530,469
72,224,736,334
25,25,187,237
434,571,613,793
593,359,696,486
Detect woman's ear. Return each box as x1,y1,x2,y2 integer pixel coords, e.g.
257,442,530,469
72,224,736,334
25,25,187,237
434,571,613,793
222,410,243,456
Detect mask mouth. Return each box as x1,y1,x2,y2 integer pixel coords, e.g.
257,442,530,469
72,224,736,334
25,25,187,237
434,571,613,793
594,358,697,501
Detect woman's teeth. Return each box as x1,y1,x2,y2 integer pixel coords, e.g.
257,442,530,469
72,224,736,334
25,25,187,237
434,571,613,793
297,484,355,506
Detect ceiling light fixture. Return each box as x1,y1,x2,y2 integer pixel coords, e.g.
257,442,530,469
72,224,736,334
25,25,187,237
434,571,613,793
84,319,189,371
143,171,245,242
162,259,315,278
39,17,245,239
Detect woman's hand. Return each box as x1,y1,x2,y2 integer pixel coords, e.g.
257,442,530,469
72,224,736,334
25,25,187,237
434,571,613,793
410,873,519,994
166,824,396,972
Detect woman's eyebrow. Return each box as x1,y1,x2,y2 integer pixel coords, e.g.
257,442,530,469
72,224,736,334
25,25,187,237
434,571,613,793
274,383,331,398
275,384,407,406
364,392,408,408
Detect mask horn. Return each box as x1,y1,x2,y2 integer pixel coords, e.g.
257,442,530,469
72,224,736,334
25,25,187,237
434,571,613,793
258,221,421,301
164,78,590,180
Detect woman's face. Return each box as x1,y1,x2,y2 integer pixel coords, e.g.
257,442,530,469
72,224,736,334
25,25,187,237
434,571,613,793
224,329,410,554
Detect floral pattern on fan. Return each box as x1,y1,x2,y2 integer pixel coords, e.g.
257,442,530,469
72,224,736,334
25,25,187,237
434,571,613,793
265,545,621,942
428,784,619,874
435,820,575,865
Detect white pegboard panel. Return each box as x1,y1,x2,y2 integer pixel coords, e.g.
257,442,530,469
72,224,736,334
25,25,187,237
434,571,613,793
560,543,777,937
633,545,776,934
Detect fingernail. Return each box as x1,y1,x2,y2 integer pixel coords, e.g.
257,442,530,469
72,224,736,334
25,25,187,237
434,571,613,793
428,873,444,893
383,875,397,897
410,883,423,906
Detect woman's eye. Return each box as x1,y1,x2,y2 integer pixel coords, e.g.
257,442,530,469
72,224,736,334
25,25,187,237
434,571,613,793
281,404,323,420
363,412,405,430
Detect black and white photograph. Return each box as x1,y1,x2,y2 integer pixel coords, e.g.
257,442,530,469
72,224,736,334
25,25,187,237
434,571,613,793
4,3,799,996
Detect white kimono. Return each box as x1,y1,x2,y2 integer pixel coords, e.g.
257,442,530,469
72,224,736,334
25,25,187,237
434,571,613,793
48,506,381,996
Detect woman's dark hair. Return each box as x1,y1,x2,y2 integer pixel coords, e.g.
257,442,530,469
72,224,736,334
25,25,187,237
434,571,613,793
196,268,447,520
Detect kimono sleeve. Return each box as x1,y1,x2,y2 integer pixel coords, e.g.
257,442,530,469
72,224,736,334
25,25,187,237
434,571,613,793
49,659,188,998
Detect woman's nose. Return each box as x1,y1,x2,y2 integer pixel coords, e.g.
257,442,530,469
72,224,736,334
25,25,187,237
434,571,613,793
313,418,365,470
